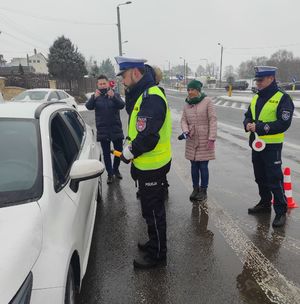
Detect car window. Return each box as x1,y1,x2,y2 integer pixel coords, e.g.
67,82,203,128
50,113,79,191
62,111,85,145
47,91,59,101
14,91,48,101
0,119,42,206
57,91,66,100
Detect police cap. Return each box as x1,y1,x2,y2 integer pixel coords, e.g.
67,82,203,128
115,56,147,76
254,66,277,79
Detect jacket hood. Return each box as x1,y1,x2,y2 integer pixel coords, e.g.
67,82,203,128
0,202,42,303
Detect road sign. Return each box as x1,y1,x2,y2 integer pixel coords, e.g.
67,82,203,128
176,74,184,81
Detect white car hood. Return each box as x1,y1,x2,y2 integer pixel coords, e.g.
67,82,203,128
0,202,42,303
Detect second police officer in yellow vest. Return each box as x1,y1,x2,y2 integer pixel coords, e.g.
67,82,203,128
243,66,294,228
115,56,171,269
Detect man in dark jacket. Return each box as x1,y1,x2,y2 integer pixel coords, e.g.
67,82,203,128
243,66,294,227
86,75,125,184
115,56,171,269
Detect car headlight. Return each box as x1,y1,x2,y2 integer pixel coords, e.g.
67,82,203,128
10,272,33,304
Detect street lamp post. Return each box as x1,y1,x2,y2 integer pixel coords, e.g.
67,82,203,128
117,2,132,56
122,40,128,55
218,43,224,88
180,56,186,84
165,60,171,85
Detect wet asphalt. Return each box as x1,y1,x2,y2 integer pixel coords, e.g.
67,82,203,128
78,93,300,304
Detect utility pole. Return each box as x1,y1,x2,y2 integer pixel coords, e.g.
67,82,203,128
218,43,224,88
168,61,171,85
117,6,122,56
185,61,188,84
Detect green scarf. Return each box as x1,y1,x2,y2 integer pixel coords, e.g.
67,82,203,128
185,92,207,105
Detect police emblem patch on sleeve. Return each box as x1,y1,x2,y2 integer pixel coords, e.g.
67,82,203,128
136,117,147,132
264,124,270,133
282,111,291,121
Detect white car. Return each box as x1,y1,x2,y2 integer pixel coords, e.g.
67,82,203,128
11,89,78,109
0,102,104,303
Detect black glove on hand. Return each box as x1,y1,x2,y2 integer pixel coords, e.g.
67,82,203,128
178,132,189,140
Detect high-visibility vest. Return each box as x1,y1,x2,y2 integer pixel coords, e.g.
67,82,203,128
250,91,284,143
128,86,172,170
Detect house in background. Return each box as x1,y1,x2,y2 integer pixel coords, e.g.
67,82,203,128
7,49,48,74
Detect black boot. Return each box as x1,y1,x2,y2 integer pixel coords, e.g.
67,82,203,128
195,187,207,202
190,187,199,201
248,201,271,214
107,175,113,184
272,213,286,227
133,254,167,269
137,241,150,252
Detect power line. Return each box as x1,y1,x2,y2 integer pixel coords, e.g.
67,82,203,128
0,6,115,26
0,12,50,48
0,30,48,53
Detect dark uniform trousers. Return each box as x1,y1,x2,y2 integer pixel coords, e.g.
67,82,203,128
131,161,171,260
252,147,287,215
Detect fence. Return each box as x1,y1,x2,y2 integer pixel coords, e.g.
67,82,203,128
56,78,97,96
4,74,50,89
2,74,98,101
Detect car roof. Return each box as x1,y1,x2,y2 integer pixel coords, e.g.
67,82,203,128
0,102,70,119
23,88,60,92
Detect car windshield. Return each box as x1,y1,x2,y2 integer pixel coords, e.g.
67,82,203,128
14,91,48,101
0,119,42,207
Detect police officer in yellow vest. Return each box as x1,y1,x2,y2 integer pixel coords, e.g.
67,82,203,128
115,56,172,269
243,66,294,227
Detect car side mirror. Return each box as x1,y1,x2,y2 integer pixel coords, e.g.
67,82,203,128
69,159,105,192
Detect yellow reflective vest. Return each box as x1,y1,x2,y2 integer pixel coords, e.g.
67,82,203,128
128,86,172,170
250,91,284,144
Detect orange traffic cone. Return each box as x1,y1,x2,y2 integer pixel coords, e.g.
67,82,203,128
283,167,298,208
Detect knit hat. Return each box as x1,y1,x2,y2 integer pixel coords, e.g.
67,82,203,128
187,79,203,91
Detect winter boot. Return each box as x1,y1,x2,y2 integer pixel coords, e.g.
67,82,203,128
189,187,199,201
248,201,271,214
272,213,286,228
195,187,207,202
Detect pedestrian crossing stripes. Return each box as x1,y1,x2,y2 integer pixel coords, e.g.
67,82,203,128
213,97,300,118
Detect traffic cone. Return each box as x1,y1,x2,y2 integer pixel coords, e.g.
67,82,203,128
283,167,298,208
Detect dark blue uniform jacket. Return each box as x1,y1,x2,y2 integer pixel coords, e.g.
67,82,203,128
243,81,294,150
85,91,125,142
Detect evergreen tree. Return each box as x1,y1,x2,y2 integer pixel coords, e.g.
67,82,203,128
0,54,6,67
99,59,116,79
18,64,24,75
47,36,87,80
90,61,100,78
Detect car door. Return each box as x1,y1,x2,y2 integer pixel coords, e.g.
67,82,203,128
59,110,97,269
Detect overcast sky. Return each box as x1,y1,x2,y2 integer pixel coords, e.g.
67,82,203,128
1,0,300,73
